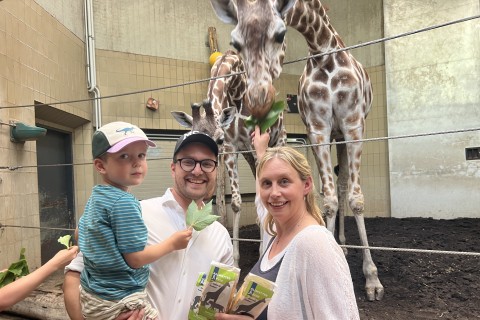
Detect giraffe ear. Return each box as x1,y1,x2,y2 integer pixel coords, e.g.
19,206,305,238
171,111,193,129
210,0,238,24
219,107,236,128
274,0,296,18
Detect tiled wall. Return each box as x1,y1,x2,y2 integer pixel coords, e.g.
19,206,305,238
96,50,211,129
94,50,318,135
0,1,90,268
362,65,390,217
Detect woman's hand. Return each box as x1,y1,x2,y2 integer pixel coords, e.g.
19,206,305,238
251,125,270,160
48,246,79,270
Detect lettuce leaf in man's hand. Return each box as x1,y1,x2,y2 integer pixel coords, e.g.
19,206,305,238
186,200,219,231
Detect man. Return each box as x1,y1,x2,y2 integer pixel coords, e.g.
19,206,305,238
63,131,234,320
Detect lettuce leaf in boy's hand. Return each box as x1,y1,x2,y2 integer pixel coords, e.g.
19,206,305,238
244,100,285,133
186,200,219,231
58,235,72,249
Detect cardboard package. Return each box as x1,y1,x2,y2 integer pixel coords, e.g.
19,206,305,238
197,262,240,319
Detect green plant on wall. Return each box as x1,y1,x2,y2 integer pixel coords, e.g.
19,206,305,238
0,248,30,288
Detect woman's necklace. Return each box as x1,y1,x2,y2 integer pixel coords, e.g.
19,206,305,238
274,212,308,247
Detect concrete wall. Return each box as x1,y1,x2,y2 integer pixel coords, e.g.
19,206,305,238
384,0,480,218
91,1,230,65
325,0,384,68
35,0,84,40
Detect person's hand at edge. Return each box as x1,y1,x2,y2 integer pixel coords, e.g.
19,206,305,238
215,313,254,319
251,125,270,161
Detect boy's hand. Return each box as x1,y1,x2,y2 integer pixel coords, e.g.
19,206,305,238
169,228,193,250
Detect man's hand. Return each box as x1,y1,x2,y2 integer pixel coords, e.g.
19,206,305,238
115,308,145,320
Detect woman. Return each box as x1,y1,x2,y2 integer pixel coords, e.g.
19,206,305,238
216,126,359,319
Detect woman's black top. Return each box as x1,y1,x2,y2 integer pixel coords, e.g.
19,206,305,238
248,238,284,320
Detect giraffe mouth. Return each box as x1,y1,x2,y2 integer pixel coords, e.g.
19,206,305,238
245,85,276,120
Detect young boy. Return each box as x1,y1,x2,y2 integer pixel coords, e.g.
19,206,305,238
78,121,192,320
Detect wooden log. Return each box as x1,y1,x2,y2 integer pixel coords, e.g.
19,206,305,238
1,270,69,320
5,290,69,320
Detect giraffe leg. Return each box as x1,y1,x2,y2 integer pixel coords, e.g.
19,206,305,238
345,135,365,213
310,145,338,233
336,143,349,254
230,183,241,267
354,211,384,301
310,134,338,217
338,208,346,254
216,148,227,225
232,210,241,268
224,148,241,267
345,126,383,299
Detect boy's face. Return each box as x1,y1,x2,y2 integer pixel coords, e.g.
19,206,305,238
95,140,149,191
171,143,217,203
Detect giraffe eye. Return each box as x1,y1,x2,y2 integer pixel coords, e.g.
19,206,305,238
274,30,286,44
230,41,242,52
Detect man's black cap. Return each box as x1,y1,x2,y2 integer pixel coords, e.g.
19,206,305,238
173,131,218,158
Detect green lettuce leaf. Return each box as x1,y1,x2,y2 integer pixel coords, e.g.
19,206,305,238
186,200,219,231
0,248,30,288
58,235,72,249
244,100,285,133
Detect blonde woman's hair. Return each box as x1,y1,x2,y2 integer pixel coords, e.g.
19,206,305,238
257,146,325,236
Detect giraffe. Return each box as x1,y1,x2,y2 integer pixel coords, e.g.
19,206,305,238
210,0,384,301
232,297,267,316
202,281,231,312
172,50,287,266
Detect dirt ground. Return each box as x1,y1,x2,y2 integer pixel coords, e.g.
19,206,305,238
237,217,480,320
2,217,479,320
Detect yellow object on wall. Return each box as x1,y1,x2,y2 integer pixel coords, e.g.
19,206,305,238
209,51,223,66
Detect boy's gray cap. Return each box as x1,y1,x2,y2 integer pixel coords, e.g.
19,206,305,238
92,121,156,158
173,131,218,158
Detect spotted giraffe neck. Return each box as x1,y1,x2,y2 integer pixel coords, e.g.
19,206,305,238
285,0,345,54
207,49,246,116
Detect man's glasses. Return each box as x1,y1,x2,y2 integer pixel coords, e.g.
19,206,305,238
174,158,218,173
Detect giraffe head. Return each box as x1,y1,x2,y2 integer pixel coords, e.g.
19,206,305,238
210,0,294,120
172,100,236,145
